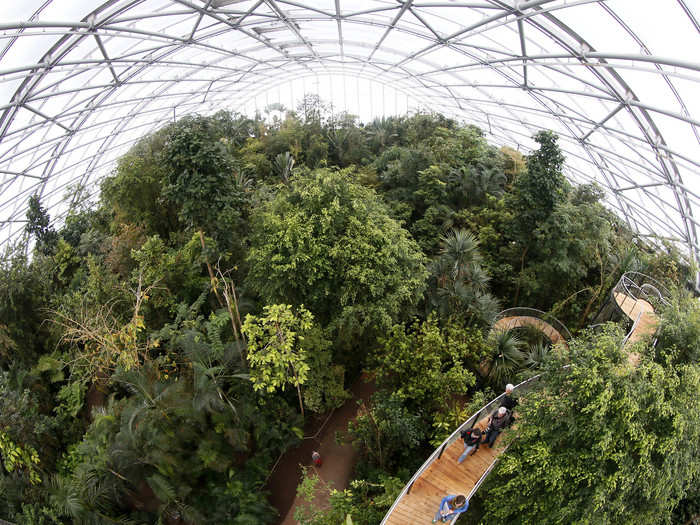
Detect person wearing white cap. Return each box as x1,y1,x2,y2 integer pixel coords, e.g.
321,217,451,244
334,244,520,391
500,383,517,411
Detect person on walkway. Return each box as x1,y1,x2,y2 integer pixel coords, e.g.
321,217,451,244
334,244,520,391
500,383,517,411
432,494,468,523
457,427,482,463
500,383,517,424
484,406,511,448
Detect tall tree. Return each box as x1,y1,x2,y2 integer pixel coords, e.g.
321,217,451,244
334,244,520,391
512,130,567,233
242,304,347,416
509,130,568,279
246,168,427,356
162,114,249,305
25,195,58,256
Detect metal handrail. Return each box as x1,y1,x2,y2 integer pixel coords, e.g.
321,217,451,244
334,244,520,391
446,441,513,524
613,272,670,313
640,283,671,306
621,311,643,348
380,374,542,524
494,307,572,341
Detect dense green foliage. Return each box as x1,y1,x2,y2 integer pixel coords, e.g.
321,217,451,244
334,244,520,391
0,100,696,525
246,167,427,358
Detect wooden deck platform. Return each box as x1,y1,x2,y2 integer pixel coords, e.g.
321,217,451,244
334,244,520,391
614,292,659,366
383,415,501,525
613,292,658,344
492,315,568,348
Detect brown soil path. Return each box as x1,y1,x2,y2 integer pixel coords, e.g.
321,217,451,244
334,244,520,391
266,376,376,525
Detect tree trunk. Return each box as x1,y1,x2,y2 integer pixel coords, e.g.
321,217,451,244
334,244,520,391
295,382,305,419
513,244,528,306
579,248,607,329
198,229,225,309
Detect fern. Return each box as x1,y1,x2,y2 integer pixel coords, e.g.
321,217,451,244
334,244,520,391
147,473,176,504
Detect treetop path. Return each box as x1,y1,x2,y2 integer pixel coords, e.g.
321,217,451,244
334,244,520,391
381,272,668,524
492,307,572,349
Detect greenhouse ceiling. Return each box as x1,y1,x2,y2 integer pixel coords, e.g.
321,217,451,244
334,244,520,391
0,1,699,276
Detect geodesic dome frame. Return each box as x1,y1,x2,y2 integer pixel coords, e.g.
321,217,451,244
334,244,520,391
1,1,699,283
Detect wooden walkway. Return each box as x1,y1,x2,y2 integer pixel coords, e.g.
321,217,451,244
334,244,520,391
492,315,568,348
383,290,661,524
614,292,659,365
383,415,500,525
613,292,658,344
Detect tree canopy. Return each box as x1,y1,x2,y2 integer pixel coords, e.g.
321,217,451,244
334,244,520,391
246,167,428,353
0,104,695,525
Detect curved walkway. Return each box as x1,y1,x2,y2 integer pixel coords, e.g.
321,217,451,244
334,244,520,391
492,307,571,349
382,279,667,524
380,375,541,525
382,412,501,524
614,292,658,345
492,316,568,348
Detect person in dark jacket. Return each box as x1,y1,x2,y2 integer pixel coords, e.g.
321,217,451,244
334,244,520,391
500,383,517,411
484,406,511,448
457,427,482,463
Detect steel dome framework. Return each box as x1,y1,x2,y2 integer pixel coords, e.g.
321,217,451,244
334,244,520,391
0,1,699,277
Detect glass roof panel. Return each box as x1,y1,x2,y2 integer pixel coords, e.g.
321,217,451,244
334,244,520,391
554,2,640,55
0,33,57,71
37,0,94,22
612,0,699,62
0,0,698,281
1,1,46,22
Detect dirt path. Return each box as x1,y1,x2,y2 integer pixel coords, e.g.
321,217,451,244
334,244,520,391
266,375,376,525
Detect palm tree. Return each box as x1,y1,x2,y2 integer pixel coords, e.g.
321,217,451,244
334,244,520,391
428,228,498,324
450,163,506,206
470,163,506,203
273,151,295,183
439,228,483,284
471,292,501,326
524,341,550,370
484,329,524,385
365,116,400,151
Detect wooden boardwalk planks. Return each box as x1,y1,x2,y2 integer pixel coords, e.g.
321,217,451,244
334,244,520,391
493,316,568,348
383,417,502,525
613,292,658,343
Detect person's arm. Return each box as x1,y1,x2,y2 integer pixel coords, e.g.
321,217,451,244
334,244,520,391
438,496,453,515
444,502,469,519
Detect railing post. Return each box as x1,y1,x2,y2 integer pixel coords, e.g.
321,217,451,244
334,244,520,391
437,442,447,459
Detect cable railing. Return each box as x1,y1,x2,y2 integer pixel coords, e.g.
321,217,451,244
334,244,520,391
380,374,542,525
493,307,572,342
613,272,671,314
